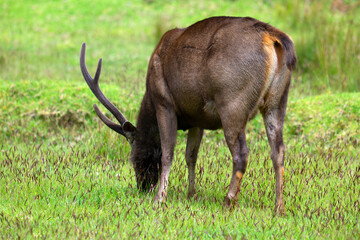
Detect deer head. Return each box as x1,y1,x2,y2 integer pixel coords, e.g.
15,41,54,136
80,43,161,190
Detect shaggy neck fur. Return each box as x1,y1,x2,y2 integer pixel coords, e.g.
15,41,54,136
131,92,162,190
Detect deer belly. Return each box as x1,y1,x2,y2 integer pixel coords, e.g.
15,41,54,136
177,100,222,130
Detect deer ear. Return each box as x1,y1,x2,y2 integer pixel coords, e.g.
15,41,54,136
123,121,136,143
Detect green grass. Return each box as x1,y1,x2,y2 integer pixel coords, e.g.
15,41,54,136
1,0,359,94
1,80,359,238
1,0,360,238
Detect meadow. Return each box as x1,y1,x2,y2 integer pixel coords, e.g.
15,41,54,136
0,0,359,238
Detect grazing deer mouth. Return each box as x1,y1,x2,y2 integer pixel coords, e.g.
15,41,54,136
135,164,160,191
133,147,162,191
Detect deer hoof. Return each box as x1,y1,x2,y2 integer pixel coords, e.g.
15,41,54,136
154,191,167,204
223,195,238,208
187,189,196,199
274,203,285,216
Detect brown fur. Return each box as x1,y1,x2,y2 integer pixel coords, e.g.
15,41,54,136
81,16,297,214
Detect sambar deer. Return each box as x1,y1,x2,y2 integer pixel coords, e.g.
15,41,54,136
80,16,296,214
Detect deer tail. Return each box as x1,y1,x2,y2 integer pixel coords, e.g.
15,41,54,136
275,33,297,71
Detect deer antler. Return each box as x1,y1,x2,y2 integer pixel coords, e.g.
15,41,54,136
80,42,135,138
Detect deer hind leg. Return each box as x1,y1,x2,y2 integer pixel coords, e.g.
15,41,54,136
263,111,285,214
218,110,249,205
262,109,286,214
154,105,178,203
261,78,290,215
224,131,249,206
185,127,203,198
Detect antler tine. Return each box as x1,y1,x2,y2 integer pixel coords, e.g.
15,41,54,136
80,42,128,125
93,104,126,136
94,58,102,86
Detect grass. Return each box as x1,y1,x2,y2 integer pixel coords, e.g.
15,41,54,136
1,80,359,238
0,0,360,238
282,0,360,94
1,139,359,239
1,0,359,94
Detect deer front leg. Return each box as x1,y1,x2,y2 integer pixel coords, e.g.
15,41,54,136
154,106,177,203
185,127,203,198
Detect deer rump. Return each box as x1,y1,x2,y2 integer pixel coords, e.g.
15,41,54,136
81,16,296,214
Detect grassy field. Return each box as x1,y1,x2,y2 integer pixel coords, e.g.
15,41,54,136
1,0,359,238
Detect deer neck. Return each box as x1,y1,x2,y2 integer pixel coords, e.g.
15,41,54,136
131,92,162,190
135,92,161,148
